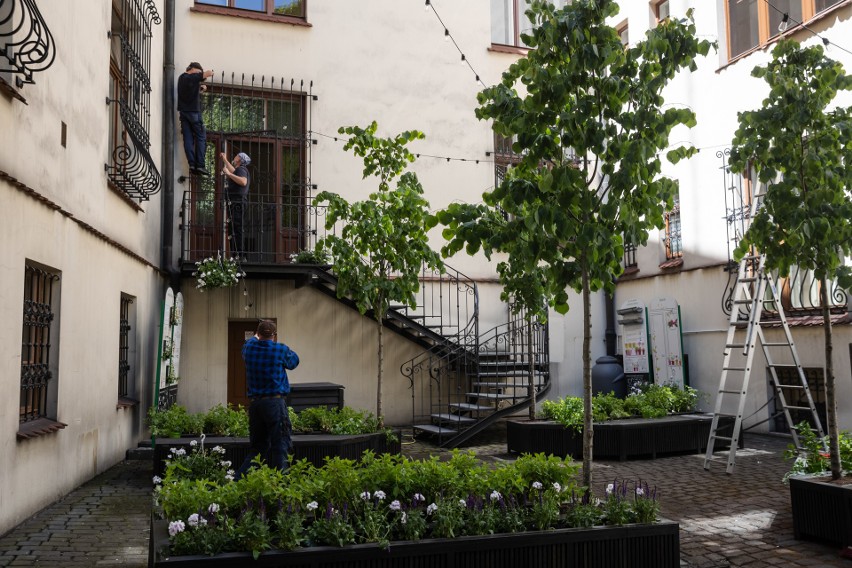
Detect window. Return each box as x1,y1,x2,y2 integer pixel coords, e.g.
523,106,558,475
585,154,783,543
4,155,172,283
106,0,161,201
726,0,843,60
195,0,306,19
491,0,570,48
117,294,137,405
20,263,62,435
616,20,629,47
652,0,670,26
770,367,825,434
664,193,682,260
623,234,638,272
493,132,521,189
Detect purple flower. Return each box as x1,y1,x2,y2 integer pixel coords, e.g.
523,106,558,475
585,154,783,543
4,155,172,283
168,520,185,536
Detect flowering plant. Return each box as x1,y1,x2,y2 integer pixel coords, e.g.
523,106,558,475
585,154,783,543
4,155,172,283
193,254,244,291
783,421,852,481
288,248,330,265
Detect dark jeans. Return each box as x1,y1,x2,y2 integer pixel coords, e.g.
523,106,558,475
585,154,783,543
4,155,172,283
235,397,292,480
179,111,207,170
227,195,246,257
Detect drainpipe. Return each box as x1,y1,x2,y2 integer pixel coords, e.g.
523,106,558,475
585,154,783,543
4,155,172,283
604,289,617,357
161,0,178,287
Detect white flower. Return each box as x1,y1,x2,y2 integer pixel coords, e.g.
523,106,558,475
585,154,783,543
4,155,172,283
360,491,371,501
400,511,408,524
459,499,466,507
225,473,234,481
208,503,220,514
389,500,401,511
635,487,645,496
190,440,198,447
552,482,561,493
531,481,543,490
489,490,502,502
374,490,386,501
413,493,425,502
426,503,438,515
227,469,235,477
187,513,200,527
213,446,226,455
199,517,208,526
168,520,185,536
306,501,319,511
152,476,162,485
606,483,615,495
174,448,187,457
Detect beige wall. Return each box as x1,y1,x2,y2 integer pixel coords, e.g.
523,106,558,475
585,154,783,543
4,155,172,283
0,0,166,535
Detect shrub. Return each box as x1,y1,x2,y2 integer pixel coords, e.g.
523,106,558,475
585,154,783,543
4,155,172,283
783,421,852,481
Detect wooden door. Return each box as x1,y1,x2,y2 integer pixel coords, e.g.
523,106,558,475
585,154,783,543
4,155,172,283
188,136,225,261
227,320,267,409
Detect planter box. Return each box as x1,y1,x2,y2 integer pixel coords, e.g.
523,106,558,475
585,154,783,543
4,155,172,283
789,475,852,546
149,517,680,568
289,382,345,412
507,414,740,460
154,430,401,476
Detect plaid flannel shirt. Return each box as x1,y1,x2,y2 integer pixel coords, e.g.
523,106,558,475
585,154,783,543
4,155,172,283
241,336,299,398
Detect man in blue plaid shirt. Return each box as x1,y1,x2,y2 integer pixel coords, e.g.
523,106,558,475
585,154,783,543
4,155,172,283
234,320,299,479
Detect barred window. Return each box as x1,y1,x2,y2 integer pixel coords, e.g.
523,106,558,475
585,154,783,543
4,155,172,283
20,263,60,427
118,294,136,404
623,234,637,270
664,193,682,260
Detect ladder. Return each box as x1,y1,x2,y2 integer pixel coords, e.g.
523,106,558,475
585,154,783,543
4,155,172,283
704,191,826,474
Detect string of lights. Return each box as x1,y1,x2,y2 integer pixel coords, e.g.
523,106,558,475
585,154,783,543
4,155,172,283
313,130,494,165
763,0,852,56
424,0,488,88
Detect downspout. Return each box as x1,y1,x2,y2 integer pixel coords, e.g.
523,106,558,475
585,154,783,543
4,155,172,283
604,288,617,357
161,0,177,285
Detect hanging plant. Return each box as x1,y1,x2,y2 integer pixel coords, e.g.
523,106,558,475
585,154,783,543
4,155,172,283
193,253,244,291
166,366,179,386
162,339,173,360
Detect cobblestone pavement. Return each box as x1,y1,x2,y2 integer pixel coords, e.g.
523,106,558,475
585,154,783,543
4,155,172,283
0,424,848,567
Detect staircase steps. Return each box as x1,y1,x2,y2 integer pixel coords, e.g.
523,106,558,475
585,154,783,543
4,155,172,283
430,413,477,425
413,424,457,436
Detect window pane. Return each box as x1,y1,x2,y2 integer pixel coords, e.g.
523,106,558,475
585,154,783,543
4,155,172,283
728,0,759,58
491,0,515,45
234,0,264,11
768,0,801,37
619,25,629,46
518,0,534,47
657,0,670,21
815,0,842,13
196,0,228,5
274,0,303,16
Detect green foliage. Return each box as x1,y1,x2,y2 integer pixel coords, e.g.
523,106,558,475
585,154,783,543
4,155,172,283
783,422,852,480
540,384,701,428
292,406,391,437
149,404,247,438
193,255,244,291
289,248,330,265
203,404,250,437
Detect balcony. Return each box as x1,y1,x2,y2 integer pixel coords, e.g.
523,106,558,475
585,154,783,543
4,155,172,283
179,189,333,278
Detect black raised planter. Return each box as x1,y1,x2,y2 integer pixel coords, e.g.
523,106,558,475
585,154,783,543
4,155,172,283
507,414,740,460
789,475,852,546
153,431,401,476
149,517,680,568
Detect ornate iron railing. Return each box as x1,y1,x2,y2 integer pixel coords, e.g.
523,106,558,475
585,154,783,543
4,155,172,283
718,148,849,317
0,0,56,87
20,264,59,423
180,190,331,264
106,0,161,200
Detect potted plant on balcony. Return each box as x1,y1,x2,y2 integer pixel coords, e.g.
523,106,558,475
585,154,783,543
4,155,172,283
150,450,680,567
193,253,245,291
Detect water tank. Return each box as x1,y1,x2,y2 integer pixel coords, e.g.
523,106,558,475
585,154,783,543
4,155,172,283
592,356,627,399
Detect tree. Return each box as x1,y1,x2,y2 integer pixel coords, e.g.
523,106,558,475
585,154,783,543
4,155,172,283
316,122,443,425
436,0,712,488
728,40,852,480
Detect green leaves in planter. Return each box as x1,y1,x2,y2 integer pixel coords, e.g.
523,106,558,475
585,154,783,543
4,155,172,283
148,404,247,438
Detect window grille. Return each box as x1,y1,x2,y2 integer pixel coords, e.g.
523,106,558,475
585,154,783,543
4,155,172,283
106,0,161,200
20,264,59,423
770,366,826,433
623,236,637,269
0,0,57,88
118,295,132,398
664,193,682,260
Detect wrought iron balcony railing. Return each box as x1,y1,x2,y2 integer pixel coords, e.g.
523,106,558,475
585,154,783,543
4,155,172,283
0,0,56,88
180,189,332,265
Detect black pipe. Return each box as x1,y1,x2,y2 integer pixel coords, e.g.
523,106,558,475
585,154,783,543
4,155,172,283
161,0,176,284
604,288,617,357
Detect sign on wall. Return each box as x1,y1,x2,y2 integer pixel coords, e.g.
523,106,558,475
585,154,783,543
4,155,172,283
618,299,650,377
155,288,183,410
648,297,685,388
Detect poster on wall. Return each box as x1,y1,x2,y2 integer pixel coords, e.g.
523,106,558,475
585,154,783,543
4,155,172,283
155,288,183,411
649,297,685,388
618,299,650,376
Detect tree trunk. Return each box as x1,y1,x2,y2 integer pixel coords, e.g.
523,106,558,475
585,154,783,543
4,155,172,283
528,316,536,420
820,278,840,479
581,265,593,489
377,313,385,428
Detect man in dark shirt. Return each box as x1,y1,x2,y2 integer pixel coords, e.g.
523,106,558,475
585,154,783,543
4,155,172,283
177,62,214,176
220,151,251,258
235,320,299,480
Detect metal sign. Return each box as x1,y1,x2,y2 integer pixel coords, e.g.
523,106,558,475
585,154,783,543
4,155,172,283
648,297,685,387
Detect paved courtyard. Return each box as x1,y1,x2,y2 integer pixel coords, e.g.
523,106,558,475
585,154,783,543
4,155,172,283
0,424,848,567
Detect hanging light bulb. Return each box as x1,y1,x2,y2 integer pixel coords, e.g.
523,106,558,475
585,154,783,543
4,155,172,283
777,13,789,33
475,74,480,83
444,29,450,42
460,54,466,65
424,0,430,11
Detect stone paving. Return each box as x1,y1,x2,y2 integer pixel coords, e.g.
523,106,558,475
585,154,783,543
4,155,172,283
0,423,849,567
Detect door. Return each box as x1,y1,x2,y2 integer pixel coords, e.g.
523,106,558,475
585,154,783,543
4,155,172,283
187,136,225,262
227,320,265,409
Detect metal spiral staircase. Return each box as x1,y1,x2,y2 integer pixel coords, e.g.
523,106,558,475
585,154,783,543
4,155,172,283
307,261,551,449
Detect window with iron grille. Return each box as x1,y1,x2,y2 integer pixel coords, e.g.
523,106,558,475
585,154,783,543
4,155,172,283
20,263,60,425
664,193,682,260
770,366,826,434
106,0,161,201
493,132,521,190
623,234,637,270
118,294,135,401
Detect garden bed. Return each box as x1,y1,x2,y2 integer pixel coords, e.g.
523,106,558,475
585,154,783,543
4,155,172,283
789,475,852,546
507,414,740,460
149,516,680,568
153,431,401,476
